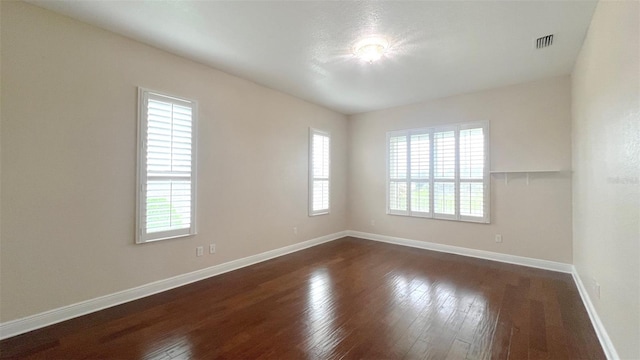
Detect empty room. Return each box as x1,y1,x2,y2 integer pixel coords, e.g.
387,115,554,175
1,0,638,359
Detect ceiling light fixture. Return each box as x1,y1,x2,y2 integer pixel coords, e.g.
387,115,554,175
353,37,389,63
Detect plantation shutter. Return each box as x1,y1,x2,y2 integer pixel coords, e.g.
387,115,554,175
388,133,408,215
433,129,457,219
459,125,487,221
138,90,197,243
386,121,489,223
409,132,430,216
310,129,330,215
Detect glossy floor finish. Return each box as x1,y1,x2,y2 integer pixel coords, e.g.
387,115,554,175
1,237,605,359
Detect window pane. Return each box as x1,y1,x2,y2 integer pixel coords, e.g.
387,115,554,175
147,99,192,176
146,179,191,233
410,134,430,179
460,128,484,180
313,134,330,179
411,182,430,213
460,182,484,217
389,136,407,179
389,181,408,211
140,91,196,243
312,179,329,211
434,182,455,215
310,130,330,214
434,131,455,179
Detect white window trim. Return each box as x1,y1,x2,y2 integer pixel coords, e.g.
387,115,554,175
309,128,330,216
386,121,490,224
136,88,198,244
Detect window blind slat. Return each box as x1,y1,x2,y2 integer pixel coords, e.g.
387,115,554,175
460,182,484,217
460,128,484,180
410,134,429,180
434,181,456,215
389,136,407,180
389,181,408,211
145,179,192,233
434,131,455,179
410,181,430,213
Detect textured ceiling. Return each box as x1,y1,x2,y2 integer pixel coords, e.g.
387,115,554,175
28,1,597,115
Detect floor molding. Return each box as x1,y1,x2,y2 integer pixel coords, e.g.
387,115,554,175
0,231,347,340
571,268,619,360
347,230,574,273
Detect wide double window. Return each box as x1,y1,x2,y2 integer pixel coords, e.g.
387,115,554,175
387,122,489,223
137,89,197,243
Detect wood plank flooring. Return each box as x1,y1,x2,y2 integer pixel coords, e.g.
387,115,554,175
0,237,605,359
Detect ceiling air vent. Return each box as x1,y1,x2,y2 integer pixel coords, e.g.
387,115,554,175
536,34,554,49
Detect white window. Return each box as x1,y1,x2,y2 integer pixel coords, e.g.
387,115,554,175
137,89,197,243
309,128,330,216
387,121,489,223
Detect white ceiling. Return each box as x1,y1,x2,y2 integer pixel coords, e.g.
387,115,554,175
28,0,597,115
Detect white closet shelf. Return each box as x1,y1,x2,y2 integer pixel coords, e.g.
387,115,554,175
489,170,562,173
489,170,566,184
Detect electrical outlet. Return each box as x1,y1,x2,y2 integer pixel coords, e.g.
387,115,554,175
209,243,216,254
293,227,298,235
371,219,376,226
495,234,503,243
592,278,601,299
196,246,204,257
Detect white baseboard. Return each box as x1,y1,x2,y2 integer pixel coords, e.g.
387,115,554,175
571,268,619,360
0,231,347,340
347,230,573,273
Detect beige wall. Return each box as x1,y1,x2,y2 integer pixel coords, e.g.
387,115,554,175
0,1,348,322
5,5,635,353
348,76,573,263
572,1,640,358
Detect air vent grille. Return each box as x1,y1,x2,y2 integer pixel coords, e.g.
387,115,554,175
536,34,554,49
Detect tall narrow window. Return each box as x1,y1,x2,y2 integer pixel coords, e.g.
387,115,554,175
459,125,486,221
433,129,456,219
410,133,430,215
388,134,408,214
137,89,197,243
309,128,330,216
386,121,489,223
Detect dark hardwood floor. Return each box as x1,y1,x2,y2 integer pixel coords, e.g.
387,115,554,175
0,237,605,359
